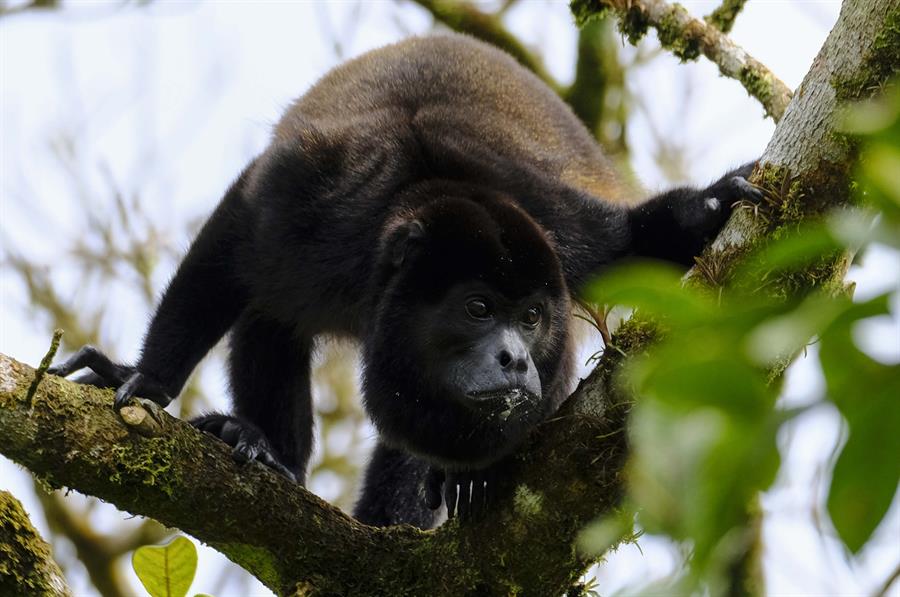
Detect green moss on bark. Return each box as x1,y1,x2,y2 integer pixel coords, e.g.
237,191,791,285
704,0,747,33
0,492,69,595
619,5,650,45
569,0,610,28
739,67,777,117
656,4,701,61
109,436,182,498
833,7,900,102
215,543,281,590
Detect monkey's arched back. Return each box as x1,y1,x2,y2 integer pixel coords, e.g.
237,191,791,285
275,33,633,204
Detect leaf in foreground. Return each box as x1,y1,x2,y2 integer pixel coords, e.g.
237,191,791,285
132,536,198,597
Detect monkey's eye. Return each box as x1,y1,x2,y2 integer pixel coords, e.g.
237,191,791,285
522,305,542,327
465,298,490,319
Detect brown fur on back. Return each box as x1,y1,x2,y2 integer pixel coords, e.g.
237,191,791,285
274,34,633,204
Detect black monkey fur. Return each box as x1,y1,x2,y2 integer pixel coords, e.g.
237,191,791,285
49,34,761,529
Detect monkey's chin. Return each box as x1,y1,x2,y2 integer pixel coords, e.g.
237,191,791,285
463,387,540,422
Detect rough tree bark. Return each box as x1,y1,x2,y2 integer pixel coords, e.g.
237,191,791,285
0,491,71,596
1,0,897,594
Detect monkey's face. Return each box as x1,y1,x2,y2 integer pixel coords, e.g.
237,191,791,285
362,191,572,469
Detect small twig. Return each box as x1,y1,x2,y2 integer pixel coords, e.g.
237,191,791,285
873,560,900,597
704,0,748,34
25,329,63,406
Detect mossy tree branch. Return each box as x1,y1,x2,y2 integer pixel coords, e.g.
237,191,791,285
704,0,747,34
0,491,71,596
571,0,794,121
1,0,896,594
0,351,631,596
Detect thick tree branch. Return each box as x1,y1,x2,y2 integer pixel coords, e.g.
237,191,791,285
0,491,70,595
0,351,629,595
571,0,794,121
700,0,898,262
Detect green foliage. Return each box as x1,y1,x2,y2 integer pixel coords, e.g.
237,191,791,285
579,86,900,588
132,536,199,597
824,83,900,554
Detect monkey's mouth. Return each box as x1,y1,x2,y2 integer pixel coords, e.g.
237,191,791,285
464,387,538,420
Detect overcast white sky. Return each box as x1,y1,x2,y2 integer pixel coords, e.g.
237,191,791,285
1,1,898,595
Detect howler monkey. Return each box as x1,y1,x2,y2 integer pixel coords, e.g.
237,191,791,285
49,34,760,529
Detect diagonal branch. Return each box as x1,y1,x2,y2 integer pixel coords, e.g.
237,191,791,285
571,0,794,121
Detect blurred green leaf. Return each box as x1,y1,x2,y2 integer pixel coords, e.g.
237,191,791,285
745,293,848,364
862,146,900,209
132,536,198,597
827,379,900,553
584,261,713,325
740,222,840,279
840,94,900,135
632,354,772,416
579,81,900,586
576,511,634,557
818,295,900,553
627,400,780,568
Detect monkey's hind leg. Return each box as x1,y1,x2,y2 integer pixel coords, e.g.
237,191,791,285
193,312,314,482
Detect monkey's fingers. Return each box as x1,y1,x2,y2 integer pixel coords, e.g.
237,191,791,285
257,452,297,483
729,176,764,203
205,416,297,482
456,480,472,521
48,345,129,383
231,436,261,463
232,439,297,482
49,346,171,408
113,372,170,409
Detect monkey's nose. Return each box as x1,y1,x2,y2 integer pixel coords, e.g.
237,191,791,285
497,349,528,374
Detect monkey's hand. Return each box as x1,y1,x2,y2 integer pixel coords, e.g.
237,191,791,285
672,161,764,240
191,413,297,482
425,465,497,522
630,161,763,266
48,345,171,409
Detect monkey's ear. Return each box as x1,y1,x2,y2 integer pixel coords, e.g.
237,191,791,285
388,220,426,268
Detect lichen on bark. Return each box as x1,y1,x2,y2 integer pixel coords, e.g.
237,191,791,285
0,491,71,596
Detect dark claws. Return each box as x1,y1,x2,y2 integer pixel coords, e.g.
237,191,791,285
428,467,494,522
192,414,297,482
257,452,297,482
730,176,764,203
49,345,171,408
233,439,296,481
114,372,144,408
